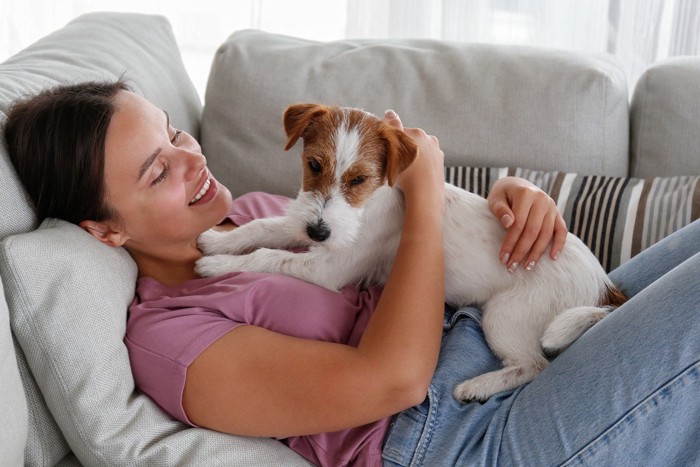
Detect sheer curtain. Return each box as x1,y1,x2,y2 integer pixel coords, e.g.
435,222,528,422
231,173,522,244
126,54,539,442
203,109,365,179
2,0,698,100
346,0,700,93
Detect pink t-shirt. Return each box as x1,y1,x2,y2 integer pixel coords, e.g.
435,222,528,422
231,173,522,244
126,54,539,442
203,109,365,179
125,192,390,467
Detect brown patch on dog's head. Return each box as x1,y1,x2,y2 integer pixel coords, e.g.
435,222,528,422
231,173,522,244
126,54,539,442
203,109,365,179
284,103,339,199
282,104,418,206
283,103,330,150
379,121,418,187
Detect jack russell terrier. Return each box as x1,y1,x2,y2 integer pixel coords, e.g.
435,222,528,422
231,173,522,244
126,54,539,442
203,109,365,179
196,103,627,402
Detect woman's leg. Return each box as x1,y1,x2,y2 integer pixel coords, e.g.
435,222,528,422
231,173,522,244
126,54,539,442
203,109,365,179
384,221,700,466
498,245,700,465
609,219,700,297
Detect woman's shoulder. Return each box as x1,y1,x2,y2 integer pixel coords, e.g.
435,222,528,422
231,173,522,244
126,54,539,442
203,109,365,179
226,191,292,226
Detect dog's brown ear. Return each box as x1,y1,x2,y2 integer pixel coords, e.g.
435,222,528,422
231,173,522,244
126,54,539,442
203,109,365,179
283,103,328,151
382,124,418,187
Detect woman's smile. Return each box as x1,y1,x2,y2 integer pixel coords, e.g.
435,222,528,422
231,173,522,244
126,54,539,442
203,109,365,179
189,175,218,206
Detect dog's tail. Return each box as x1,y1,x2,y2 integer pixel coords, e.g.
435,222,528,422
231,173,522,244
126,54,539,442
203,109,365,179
541,306,611,356
541,284,627,357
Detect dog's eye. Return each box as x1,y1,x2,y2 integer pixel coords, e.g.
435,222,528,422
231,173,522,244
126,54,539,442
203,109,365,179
350,176,366,186
308,160,322,175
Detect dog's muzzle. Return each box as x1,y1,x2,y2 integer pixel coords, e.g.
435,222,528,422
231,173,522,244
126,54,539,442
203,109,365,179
307,220,331,242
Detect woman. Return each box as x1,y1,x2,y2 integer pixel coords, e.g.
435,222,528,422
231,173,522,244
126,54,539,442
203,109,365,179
5,81,698,466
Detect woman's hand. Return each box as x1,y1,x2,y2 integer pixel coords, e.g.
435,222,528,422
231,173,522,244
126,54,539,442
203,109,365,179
487,177,567,272
383,110,445,209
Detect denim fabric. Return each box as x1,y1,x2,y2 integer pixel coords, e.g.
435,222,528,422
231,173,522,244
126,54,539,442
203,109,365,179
383,220,700,466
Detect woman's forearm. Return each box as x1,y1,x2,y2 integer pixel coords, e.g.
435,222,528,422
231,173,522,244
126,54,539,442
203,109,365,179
357,194,445,404
355,118,446,408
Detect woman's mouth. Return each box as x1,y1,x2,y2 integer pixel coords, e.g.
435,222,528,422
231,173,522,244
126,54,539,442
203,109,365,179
189,176,217,206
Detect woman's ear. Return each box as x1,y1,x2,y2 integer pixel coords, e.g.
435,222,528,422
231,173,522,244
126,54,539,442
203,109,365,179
78,220,128,247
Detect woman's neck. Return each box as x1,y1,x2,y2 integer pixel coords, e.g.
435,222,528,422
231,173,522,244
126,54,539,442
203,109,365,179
128,223,237,286
129,244,202,286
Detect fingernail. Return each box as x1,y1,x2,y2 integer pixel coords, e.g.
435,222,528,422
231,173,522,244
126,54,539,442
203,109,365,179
385,109,397,117
553,250,560,260
525,260,536,271
500,214,513,228
507,262,519,274
500,253,510,265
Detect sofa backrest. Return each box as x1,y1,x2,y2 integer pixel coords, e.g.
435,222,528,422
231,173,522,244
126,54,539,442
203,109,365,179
630,56,700,177
202,30,630,198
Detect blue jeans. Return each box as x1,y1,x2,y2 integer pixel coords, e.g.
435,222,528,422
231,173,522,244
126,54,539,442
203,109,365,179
383,220,700,466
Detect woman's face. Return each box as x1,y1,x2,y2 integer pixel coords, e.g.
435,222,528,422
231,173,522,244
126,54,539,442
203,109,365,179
100,90,232,255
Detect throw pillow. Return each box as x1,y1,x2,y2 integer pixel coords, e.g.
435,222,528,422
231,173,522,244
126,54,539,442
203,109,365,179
446,166,700,271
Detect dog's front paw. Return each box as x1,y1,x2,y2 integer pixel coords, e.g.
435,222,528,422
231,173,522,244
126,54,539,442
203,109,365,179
198,229,255,255
197,229,232,255
195,254,243,277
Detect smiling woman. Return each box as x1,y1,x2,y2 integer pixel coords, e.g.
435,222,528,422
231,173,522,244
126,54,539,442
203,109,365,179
5,81,234,286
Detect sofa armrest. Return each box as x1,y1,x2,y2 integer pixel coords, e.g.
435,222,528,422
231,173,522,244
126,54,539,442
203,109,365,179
630,56,700,177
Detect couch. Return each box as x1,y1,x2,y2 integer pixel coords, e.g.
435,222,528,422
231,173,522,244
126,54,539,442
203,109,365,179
0,12,697,467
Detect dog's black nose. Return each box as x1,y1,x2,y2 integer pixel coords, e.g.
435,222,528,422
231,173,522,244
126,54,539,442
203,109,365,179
307,221,331,242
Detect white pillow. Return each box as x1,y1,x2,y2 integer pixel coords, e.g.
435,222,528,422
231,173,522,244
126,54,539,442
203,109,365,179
0,219,311,466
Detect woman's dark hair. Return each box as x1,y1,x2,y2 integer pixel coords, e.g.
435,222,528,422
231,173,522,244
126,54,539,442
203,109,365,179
4,79,131,224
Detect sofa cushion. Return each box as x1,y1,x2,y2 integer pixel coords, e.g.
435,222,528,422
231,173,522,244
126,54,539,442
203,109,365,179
0,276,27,467
630,57,700,178
202,30,629,199
447,166,700,271
0,219,312,466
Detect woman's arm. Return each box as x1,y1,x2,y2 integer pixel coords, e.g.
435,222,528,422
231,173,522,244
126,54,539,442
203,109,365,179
183,111,446,438
182,117,566,439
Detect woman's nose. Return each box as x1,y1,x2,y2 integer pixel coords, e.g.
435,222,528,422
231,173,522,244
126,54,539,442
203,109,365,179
183,150,206,181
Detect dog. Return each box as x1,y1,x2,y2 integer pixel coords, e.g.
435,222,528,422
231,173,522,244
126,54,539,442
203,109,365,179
196,103,627,402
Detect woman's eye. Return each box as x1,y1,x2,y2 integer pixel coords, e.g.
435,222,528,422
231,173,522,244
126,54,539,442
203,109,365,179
152,165,169,186
308,160,322,174
350,176,366,186
170,129,182,144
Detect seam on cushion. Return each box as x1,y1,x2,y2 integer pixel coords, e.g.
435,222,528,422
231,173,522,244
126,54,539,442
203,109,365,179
2,236,114,466
601,70,608,175
3,238,61,466
11,329,48,466
632,69,651,177
560,359,700,466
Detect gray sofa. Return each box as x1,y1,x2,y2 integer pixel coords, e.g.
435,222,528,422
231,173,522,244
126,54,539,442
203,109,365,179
0,12,697,467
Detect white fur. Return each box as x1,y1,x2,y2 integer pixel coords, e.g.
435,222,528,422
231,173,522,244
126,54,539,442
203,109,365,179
197,114,619,402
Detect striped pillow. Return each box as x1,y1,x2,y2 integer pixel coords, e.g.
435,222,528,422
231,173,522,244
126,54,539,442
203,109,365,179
446,167,700,272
